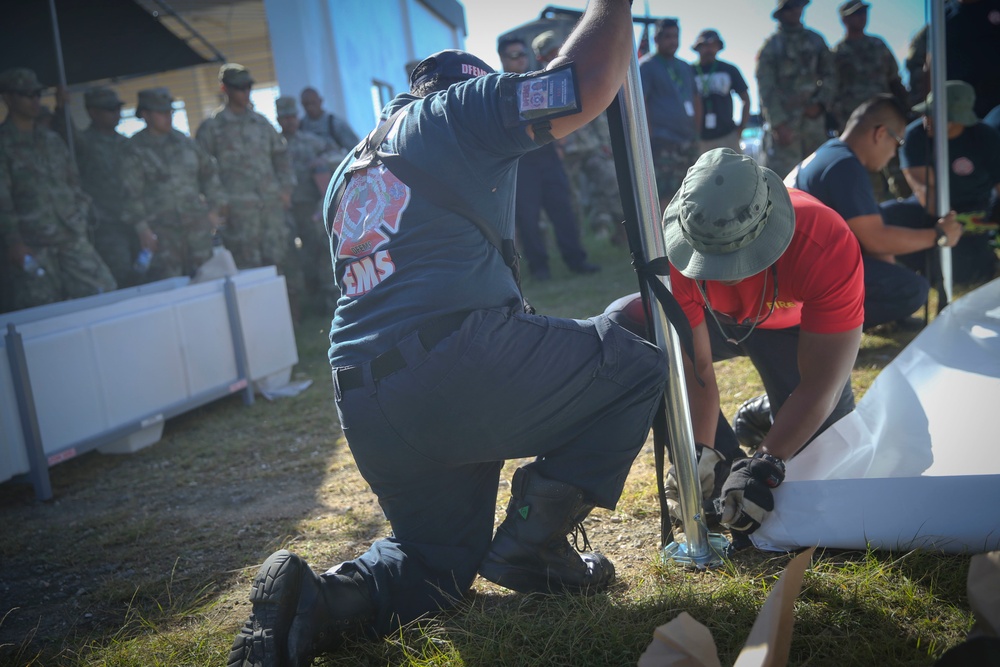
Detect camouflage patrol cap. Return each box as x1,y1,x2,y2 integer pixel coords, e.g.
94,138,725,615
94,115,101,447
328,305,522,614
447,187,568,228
84,86,124,110
912,80,979,126
838,0,869,16
772,0,809,18
0,67,45,95
219,63,254,88
275,96,298,117
136,87,173,113
531,31,562,60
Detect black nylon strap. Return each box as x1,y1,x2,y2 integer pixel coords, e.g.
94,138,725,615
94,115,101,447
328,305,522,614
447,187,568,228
606,96,707,549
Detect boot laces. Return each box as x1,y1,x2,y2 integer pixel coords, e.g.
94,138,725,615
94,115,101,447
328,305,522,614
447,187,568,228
570,520,592,553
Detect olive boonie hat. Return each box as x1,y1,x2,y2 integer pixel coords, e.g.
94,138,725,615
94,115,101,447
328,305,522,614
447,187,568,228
912,80,978,126
692,29,724,51
0,67,45,95
136,87,173,113
663,148,794,281
219,63,254,87
84,86,124,110
275,96,298,117
838,0,869,16
532,30,562,59
409,50,494,91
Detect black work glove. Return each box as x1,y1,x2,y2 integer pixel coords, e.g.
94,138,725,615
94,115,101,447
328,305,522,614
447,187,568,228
719,454,785,535
732,394,772,450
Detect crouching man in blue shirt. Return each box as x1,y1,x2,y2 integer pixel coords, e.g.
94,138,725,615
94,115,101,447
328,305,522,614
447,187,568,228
227,2,669,665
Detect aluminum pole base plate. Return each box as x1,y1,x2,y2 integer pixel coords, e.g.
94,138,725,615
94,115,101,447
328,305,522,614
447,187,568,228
661,533,730,569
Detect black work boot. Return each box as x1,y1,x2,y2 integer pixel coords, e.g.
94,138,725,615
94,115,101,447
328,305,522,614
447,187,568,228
732,394,772,451
478,467,615,594
228,550,375,667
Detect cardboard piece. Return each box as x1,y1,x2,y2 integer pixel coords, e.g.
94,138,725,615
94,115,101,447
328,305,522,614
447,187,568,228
969,551,1000,638
639,547,816,667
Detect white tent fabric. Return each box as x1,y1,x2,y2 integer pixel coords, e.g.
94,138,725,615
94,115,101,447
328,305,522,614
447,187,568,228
752,279,1000,554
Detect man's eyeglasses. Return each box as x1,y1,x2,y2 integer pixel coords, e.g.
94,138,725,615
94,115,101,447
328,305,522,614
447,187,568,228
878,125,905,147
503,51,528,60
228,84,253,92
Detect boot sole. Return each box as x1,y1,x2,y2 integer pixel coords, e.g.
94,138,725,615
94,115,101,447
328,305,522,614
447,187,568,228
479,553,614,595
228,550,302,667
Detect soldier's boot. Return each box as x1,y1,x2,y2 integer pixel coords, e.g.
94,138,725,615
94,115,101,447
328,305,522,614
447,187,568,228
478,467,615,595
228,550,374,667
732,394,772,451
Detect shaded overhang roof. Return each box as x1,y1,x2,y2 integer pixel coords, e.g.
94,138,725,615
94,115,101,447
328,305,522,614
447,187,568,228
1,0,218,87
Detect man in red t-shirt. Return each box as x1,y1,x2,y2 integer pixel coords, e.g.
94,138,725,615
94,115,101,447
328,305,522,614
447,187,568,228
611,148,863,538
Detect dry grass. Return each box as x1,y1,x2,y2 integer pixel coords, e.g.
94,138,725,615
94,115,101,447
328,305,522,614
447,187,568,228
0,236,979,666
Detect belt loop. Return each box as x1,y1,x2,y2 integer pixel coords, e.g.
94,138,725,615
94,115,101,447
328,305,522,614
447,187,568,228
364,363,377,397
332,369,343,402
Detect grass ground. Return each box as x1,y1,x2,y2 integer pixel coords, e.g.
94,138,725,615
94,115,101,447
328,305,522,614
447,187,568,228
0,233,978,666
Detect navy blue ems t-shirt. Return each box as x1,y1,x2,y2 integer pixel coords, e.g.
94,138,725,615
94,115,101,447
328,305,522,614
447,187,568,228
900,119,1000,213
324,74,538,368
788,138,879,221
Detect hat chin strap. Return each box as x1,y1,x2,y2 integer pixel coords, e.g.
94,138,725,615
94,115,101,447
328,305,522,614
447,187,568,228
697,266,779,345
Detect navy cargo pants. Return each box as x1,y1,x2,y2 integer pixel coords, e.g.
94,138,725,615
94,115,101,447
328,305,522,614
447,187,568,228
332,305,668,634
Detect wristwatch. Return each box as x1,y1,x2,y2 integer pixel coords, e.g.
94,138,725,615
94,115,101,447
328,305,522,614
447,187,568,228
753,450,786,487
934,226,949,247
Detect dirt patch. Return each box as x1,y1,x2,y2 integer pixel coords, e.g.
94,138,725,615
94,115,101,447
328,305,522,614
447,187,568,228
0,361,676,664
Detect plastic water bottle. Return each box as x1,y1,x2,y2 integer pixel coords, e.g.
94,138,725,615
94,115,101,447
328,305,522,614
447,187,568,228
23,254,45,277
134,248,154,274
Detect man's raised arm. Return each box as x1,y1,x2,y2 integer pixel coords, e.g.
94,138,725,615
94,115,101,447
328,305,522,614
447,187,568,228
543,0,634,140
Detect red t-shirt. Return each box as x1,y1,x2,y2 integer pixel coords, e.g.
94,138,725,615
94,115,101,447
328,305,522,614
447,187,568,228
670,189,864,334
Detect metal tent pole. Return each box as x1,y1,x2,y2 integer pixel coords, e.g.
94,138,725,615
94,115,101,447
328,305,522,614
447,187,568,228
614,44,726,567
47,0,75,166
929,0,952,309
5,324,52,501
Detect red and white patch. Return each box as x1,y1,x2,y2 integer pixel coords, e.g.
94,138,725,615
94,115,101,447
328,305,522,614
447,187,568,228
331,164,411,297
952,157,974,177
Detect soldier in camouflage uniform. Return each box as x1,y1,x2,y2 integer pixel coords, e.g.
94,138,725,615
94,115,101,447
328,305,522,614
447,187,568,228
559,114,625,245
830,1,908,131
276,95,345,311
756,0,836,179
299,87,359,154
121,88,226,282
0,68,116,312
831,0,911,201
195,64,295,276
53,85,136,285
540,32,625,246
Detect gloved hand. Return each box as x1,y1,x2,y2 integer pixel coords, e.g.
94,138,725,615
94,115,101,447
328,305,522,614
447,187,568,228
719,454,785,535
732,394,772,451
665,443,727,532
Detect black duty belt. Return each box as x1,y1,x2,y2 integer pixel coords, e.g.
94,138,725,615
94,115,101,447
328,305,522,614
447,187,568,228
334,311,470,392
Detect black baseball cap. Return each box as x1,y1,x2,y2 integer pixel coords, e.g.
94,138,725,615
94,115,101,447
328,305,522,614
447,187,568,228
409,50,494,90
